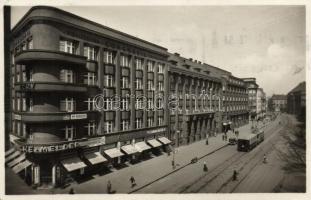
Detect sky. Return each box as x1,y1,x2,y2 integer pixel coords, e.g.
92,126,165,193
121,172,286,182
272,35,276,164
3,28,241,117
11,5,306,97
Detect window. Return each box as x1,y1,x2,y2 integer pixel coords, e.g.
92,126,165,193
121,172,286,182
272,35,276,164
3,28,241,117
83,45,96,60
60,69,74,83
147,80,154,91
157,98,163,109
85,98,96,111
147,61,154,72
158,116,164,125
121,120,129,131
63,125,75,141
59,39,76,54
135,58,142,70
135,118,142,129
17,98,20,111
22,42,27,51
103,98,112,111
104,50,114,64
84,72,97,85
22,123,27,137
22,98,26,112
104,75,114,87
158,64,164,73
12,99,15,111
121,77,129,89
29,98,33,112
85,121,96,136
120,55,129,67
29,68,33,82
60,98,75,112
22,71,27,82
135,78,142,90
121,98,129,111
16,72,20,83
136,98,144,110
158,82,164,91
27,38,33,49
17,122,21,136
104,121,114,133
147,117,153,127
147,98,153,109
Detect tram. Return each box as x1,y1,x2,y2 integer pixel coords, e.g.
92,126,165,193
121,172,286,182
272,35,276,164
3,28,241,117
237,134,258,152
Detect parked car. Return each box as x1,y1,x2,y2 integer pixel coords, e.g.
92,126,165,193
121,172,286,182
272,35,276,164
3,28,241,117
228,137,237,145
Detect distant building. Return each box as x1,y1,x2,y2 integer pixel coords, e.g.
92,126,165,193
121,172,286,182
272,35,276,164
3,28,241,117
242,78,258,120
270,94,287,112
287,82,306,121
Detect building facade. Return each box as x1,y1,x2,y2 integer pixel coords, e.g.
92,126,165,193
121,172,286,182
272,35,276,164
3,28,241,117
270,94,287,112
287,81,306,122
6,6,252,189
256,88,266,119
7,6,171,188
242,78,258,120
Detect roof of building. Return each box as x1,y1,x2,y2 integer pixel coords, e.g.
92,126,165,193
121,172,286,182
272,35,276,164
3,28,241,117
11,6,168,55
288,81,306,94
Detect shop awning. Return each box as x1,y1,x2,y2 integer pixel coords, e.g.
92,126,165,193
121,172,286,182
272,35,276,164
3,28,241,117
157,137,172,145
121,145,138,155
61,156,87,172
12,160,32,174
84,152,107,165
134,141,151,152
104,148,124,159
5,148,15,157
7,154,26,168
147,139,162,148
5,151,21,163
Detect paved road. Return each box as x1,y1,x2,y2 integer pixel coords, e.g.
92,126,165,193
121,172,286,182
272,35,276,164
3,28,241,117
133,115,285,193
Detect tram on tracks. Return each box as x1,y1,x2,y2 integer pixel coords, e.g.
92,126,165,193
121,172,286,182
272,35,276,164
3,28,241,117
237,130,264,152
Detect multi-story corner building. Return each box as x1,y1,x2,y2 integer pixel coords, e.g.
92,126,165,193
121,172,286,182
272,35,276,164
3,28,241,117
167,53,223,146
7,6,172,188
221,75,249,130
287,81,306,121
270,94,287,112
242,78,258,120
256,88,266,119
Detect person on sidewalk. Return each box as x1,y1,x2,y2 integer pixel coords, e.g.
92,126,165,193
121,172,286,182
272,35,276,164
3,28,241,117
263,154,267,164
172,160,175,169
107,180,112,194
130,176,136,188
206,134,209,145
203,161,208,172
222,133,225,141
69,188,75,194
232,170,238,181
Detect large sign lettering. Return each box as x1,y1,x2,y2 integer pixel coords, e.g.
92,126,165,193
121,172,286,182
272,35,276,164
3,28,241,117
21,142,79,153
146,127,166,134
71,114,87,120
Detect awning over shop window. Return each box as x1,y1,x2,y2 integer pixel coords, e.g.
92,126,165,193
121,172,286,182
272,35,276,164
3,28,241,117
5,148,15,157
7,154,26,168
84,152,107,165
12,159,32,174
157,137,172,145
104,148,124,159
134,141,151,152
147,139,162,148
5,151,21,163
61,156,87,172
121,145,138,155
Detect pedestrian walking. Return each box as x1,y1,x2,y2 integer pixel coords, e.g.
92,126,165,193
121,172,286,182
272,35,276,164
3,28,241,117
206,134,209,145
107,180,112,194
172,160,175,169
222,134,225,141
69,188,75,194
203,161,208,172
263,154,267,164
232,170,238,181
130,176,136,188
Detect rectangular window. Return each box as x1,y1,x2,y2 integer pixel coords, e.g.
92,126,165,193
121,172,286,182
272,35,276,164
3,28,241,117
63,125,75,141
16,72,20,83
158,82,164,91
121,120,129,131
158,116,164,125
135,98,144,110
135,118,142,129
104,121,114,133
60,69,74,83
147,98,153,109
12,99,15,111
104,75,114,87
120,55,129,67
59,39,76,54
22,71,27,82
85,121,96,136
22,123,27,137
85,98,96,111
104,50,114,64
135,78,142,90
29,68,33,82
29,98,33,112
103,98,112,111
22,42,27,51
84,72,96,85
158,64,164,73
135,58,142,70
22,98,26,112
17,122,21,136
147,61,154,72
17,98,20,111
147,80,154,91
60,98,75,112
121,77,129,89
147,117,153,127
83,45,96,60
27,38,33,49
121,98,129,111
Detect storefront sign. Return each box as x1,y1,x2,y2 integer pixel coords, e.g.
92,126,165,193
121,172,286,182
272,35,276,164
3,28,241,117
71,114,87,120
146,127,166,134
21,142,79,153
14,114,21,120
